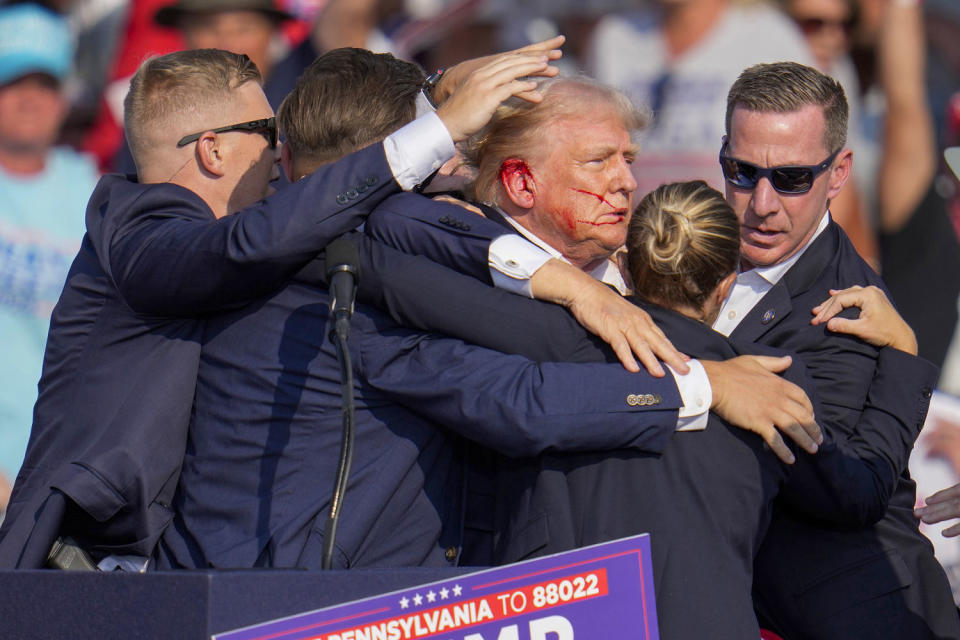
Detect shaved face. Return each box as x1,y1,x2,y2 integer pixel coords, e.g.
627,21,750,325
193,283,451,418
511,98,638,269
724,104,845,267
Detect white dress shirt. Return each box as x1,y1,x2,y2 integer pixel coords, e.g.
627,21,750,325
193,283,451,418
383,111,455,191
713,212,831,336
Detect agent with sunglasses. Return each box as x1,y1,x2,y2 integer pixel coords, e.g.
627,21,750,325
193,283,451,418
714,62,959,639
0,43,562,571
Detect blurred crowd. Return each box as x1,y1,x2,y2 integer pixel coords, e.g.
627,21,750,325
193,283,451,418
3,0,960,567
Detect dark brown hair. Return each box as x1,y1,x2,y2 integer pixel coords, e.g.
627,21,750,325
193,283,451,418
278,47,424,167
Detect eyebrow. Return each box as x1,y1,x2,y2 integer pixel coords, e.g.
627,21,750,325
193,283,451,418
579,143,639,159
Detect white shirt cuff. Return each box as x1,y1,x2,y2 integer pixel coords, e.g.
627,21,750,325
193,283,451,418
488,234,553,298
669,359,711,432
383,111,455,191
415,90,435,118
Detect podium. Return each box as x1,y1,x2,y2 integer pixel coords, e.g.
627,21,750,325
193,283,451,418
0,568,472,639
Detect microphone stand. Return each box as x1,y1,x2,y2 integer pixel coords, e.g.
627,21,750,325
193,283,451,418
321,238,359,570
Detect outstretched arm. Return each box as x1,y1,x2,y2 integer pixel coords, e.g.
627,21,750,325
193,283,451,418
105,41,560,317
352,309,683,458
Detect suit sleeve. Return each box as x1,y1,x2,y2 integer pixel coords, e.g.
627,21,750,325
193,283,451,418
102,143,398,316
365,192,504,284
762,345,935,526
352,316,682,457
348,233,615,363
835,347,936,497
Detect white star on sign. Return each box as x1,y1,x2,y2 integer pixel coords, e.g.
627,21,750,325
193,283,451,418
452,584,463,597
439,587,449,600
426,590,437,603
399,597,409,609
413,593,423,606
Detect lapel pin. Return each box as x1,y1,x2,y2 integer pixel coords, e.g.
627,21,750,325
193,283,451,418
762,309,776,325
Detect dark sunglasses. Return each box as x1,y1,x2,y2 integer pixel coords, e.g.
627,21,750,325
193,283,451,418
719,141,840,194
176,116,277,149
795,17,855,36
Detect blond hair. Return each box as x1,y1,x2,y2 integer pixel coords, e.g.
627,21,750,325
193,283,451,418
461,76,649,206
725,61,848,152
627,181,740,312
124,49,261,169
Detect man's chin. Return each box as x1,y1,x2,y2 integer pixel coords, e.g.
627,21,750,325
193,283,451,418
741,243,786,269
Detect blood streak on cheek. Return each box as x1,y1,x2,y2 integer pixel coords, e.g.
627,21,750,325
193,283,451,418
558,206,577,232
571,188,617,209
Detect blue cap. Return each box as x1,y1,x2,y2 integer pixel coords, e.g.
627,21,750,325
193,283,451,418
0,4,72,86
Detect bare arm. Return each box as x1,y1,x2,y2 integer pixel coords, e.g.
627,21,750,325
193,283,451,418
878,0,936,233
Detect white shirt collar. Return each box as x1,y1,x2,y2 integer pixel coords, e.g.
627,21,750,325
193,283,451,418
745,210,831,285
498,207,629,295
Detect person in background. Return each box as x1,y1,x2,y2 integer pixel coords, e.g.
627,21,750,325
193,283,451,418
586,0,877,265
780,0,878,267
0,2,98,512
154,0,293,103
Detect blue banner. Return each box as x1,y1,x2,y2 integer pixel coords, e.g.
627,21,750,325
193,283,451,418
215,534,659,640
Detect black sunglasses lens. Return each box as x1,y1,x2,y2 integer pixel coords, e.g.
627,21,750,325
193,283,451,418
722,157,757,189
771,168,813,193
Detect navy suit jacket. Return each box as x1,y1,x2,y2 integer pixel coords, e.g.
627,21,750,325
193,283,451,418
364,195,948,638
157,251,684,570
0,143,399,568
734,221,957,640
484,301,903,639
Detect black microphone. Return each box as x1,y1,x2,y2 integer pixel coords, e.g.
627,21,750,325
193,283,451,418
322,235,361,569
326,236,360,339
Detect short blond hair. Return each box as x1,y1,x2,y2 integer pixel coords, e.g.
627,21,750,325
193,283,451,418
461,76,649,206
627,181,740,312
124,49,261,169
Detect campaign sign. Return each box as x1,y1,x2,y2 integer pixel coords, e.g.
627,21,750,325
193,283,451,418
215,534,658,640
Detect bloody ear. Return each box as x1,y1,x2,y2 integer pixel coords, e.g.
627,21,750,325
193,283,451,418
499,159,536,209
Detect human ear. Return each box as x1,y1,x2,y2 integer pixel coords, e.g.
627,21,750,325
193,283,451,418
826,148,852,201
500,158,537,209
196,132,226,177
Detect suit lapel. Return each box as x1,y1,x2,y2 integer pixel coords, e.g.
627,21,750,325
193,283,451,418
730,282,793,343
730,220,840,343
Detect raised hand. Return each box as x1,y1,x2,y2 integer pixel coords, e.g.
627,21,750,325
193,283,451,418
435,47,561,143
432,35,564,105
